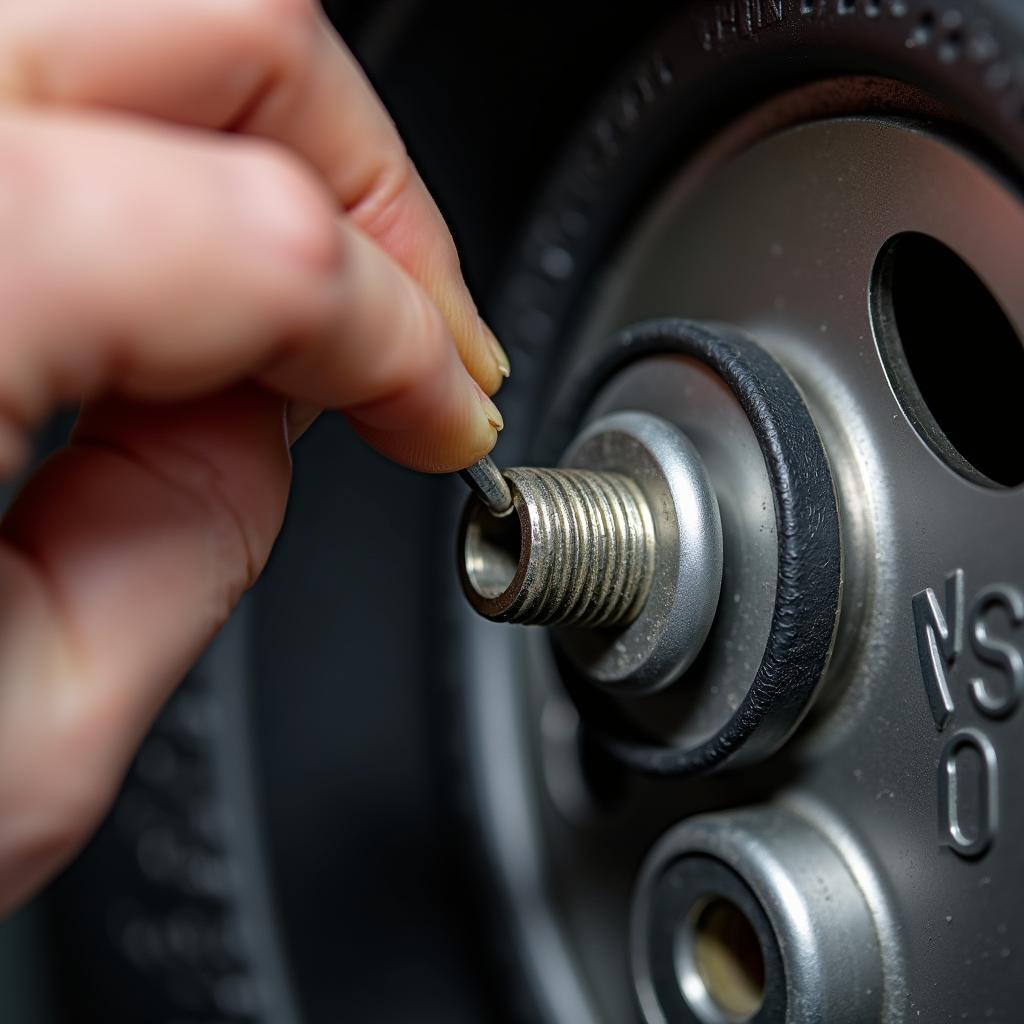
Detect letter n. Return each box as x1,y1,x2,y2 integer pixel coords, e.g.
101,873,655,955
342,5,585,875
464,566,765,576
912,569,964,730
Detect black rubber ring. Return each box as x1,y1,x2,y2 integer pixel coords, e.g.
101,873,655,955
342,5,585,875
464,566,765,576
549,318,841,777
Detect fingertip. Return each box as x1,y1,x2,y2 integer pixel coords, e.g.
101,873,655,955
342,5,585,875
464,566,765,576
450,308,511,397
344,355,502,473
473,379,504,434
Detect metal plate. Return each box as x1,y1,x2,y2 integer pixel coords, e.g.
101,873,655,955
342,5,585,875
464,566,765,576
458,114,1024,1024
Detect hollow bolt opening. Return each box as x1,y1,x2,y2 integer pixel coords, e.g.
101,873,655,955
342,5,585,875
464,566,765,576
463,500,522,600
678,896,766,1023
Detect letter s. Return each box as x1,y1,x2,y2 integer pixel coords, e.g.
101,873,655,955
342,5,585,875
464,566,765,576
969,584,1024,719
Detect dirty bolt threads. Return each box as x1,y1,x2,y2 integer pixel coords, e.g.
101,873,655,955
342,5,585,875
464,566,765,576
460,466,656,627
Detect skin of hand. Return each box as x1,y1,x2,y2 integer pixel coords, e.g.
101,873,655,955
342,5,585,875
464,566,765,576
0,0,510,914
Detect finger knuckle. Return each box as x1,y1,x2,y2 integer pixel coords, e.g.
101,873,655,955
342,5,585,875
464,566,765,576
240,143,339,275
347,150,415,237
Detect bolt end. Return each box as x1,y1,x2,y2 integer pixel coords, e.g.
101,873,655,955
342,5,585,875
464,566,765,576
459,467,655,628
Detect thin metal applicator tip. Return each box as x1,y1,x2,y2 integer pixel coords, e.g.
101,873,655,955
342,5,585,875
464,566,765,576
459,456,513,516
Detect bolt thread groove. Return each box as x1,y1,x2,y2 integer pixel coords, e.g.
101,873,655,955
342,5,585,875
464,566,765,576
502,467,655,627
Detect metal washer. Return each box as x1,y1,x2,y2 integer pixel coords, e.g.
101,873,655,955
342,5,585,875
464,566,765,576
555,410,723,694
630,807,883,1024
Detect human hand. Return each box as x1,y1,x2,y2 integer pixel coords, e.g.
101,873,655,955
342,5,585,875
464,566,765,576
0,0,508,913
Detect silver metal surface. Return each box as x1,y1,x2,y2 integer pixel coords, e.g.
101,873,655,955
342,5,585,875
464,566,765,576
459,455,513,516
631,807,883,1024
457,111,1024,1024
462,462,655,627
556,411,723,693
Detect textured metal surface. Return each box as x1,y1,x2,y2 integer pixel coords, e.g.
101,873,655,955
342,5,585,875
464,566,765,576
461,464,655,627
454,108,1024,1024
559,113,1024,1022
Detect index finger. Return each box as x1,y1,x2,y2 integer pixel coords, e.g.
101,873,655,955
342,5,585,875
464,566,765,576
0,0,510,393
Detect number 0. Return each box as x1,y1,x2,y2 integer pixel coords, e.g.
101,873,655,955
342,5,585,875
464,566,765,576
937,728,999,858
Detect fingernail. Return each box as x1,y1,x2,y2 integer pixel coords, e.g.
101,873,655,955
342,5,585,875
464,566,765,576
482,320,511,379
475,381,504,432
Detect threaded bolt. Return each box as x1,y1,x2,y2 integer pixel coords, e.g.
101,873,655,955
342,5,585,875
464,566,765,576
459,466,656,627
457,411,723,694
